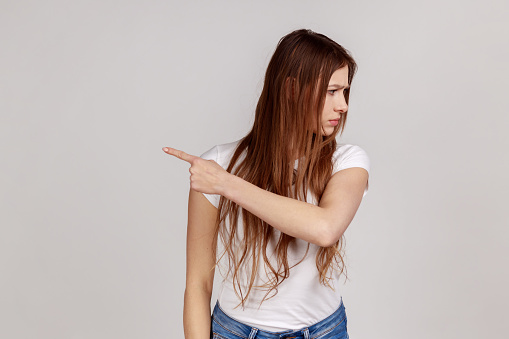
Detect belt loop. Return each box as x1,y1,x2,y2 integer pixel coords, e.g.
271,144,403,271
248,328,258,339
303,328,310,339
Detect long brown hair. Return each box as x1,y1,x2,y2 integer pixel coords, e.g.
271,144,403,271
213,29,357,308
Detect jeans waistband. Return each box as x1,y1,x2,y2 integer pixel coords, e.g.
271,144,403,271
211,297,346,339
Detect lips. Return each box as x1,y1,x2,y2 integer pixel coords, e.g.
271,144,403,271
329,119,340,126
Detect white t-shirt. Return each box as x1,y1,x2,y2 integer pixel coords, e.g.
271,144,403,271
200,139,370,332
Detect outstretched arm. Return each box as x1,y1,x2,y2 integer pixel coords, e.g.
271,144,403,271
163,147,368,247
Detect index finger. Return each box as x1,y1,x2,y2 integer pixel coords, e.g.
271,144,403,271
162,147,198,164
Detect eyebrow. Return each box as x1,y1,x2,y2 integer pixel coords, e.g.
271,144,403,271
328,84,350,89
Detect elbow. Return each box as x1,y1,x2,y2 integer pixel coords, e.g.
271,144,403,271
318,220,346,248
319,236,340,248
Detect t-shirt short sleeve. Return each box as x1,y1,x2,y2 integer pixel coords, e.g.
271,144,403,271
332,144,371,197
198,140,242,208
199,146,221,208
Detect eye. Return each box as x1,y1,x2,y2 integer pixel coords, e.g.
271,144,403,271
327,89,337,95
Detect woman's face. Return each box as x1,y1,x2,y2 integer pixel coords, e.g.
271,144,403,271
319,66,349,136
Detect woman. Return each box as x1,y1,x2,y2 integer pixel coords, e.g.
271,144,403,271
163,29,370,339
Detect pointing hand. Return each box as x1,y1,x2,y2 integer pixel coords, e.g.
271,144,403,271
162,147,231,195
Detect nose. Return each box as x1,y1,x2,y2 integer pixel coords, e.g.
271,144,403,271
334,93,348,113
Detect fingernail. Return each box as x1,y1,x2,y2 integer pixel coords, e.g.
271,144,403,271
163,147,168,152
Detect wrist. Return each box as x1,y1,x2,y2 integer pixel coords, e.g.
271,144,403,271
220,172,239,201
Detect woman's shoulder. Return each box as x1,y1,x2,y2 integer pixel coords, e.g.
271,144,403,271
199,139,243,168
332,143,370,174
333,143,368,157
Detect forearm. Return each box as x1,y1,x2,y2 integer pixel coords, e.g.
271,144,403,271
183,287,212,339
223,175,336,247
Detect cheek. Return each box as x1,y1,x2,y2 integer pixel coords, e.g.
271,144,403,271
322,99,332,115
320,105,329,122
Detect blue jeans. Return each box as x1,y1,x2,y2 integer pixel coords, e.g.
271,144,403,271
211,298,349,339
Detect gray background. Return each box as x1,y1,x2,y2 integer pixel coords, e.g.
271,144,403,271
1,0,508,338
